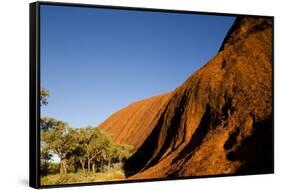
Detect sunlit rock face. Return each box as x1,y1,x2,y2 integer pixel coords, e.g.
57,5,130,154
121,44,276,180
101,17,273,179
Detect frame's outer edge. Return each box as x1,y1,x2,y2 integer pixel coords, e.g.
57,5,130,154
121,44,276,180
30,2,40,189
28,1,274,189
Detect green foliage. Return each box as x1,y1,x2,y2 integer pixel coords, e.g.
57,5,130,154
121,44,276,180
41,118,77,174
47,163,60,174
40,119,134,183
41,162,60,176
40,117,66,131
40,88,49,106
40,146,53,176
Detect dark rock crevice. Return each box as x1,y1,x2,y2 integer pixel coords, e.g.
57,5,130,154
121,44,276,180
172,104,212,164
228,118,273,174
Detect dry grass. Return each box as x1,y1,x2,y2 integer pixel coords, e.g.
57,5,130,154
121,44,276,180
41,169,125,186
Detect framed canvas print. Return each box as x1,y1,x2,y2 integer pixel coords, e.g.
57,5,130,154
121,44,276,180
29,1,274,189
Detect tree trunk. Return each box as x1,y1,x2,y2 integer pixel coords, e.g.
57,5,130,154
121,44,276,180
60,164,63,174
80,159,85,173
92,163,95,174
87,160,90,172
60,161,64,174
87,159,92,172
108,160,111,170
64,161,67,174
60,159,67,174
100,160,104,172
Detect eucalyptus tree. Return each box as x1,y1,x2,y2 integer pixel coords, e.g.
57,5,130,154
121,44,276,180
41,119,77,174
73,127,95,173
86,128,110,173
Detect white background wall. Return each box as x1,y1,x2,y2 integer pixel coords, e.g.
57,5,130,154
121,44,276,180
0,0,280,189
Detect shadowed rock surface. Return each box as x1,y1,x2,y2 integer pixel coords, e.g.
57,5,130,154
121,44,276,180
100,16,273,179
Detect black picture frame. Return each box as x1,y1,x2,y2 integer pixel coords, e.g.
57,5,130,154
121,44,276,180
30,1,274,189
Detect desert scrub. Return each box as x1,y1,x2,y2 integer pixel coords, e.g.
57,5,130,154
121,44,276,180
41,169,125,185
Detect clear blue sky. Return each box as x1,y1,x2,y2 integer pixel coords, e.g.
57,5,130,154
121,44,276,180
40,4,235,128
